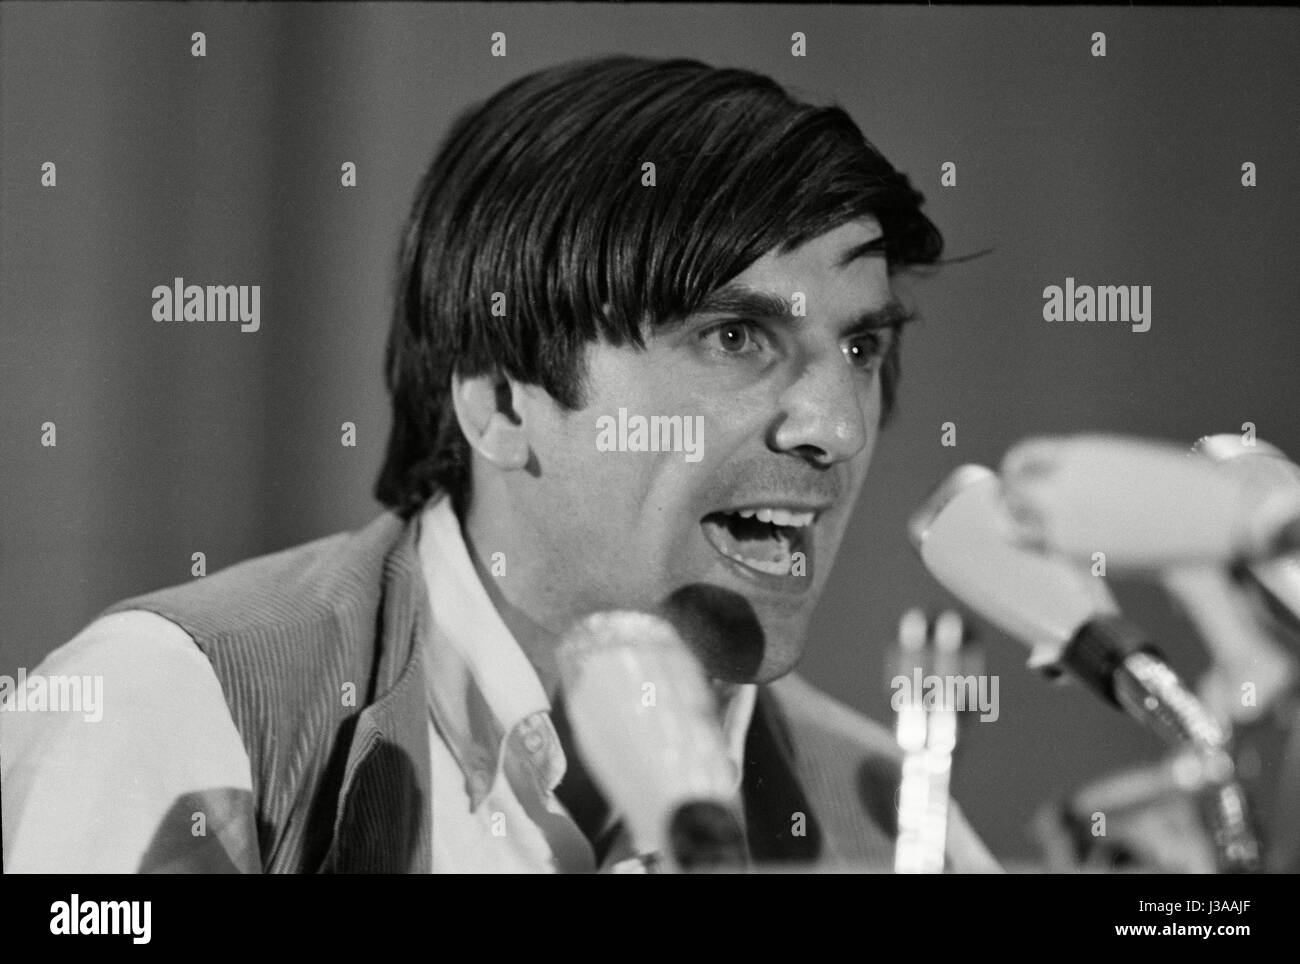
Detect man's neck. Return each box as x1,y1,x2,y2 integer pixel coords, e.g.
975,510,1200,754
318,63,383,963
457,498,566,699
457,498,618,853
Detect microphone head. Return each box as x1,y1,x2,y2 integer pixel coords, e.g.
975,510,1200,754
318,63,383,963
1193,433,1291,465
1000,433,1300,566
556,611,742,863
909,464,1118,668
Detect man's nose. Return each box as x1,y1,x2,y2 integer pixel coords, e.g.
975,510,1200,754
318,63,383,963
768,353,870,466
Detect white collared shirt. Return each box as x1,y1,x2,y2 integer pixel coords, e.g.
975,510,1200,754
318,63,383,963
420,494,754,872
0,499,756,872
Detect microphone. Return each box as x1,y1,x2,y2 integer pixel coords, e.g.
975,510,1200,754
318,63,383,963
906,465,1120,676
1159,563,1295,725
908,465,1261,871
1195,433,1300,631
555,610,747,872
998,433,1300,568
992,430,1297,716
1193,436,1300,872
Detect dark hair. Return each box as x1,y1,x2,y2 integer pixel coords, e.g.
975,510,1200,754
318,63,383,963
375,56,944,518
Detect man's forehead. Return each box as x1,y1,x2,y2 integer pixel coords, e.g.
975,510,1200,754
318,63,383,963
698,219,897,322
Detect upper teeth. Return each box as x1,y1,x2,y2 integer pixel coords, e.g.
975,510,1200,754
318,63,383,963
734,507,815,527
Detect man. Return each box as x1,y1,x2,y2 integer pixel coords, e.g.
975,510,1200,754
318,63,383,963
2,55,998,873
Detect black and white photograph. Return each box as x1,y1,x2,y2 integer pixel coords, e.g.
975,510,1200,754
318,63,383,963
1,0,1297,939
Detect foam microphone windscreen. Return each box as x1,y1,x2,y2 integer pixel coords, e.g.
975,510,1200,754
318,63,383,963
1000,433,1300,566
909,464,1119,669
555,610,742,862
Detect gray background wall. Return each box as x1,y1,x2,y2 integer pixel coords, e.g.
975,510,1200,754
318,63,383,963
3,2,1298,863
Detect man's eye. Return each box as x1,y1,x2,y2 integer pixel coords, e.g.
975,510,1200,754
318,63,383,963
701,320,763,355
843,331,887,370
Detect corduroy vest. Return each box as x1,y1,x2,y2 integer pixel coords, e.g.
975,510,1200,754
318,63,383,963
104,511,992,872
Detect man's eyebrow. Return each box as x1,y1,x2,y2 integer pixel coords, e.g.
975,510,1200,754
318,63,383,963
689,282,916,331
836,233,888,268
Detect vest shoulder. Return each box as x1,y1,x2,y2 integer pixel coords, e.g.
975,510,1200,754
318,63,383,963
92,512,421,871
101,512,410,644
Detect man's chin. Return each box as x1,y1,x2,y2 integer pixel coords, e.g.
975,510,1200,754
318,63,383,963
658,582,809,685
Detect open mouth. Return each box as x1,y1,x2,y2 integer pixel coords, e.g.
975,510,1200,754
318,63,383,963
700,507,815,578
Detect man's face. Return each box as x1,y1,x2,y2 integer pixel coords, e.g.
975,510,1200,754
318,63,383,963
505,218,901,683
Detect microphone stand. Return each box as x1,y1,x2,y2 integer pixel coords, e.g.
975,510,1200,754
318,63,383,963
1061,617,1262,873
893,610,971,874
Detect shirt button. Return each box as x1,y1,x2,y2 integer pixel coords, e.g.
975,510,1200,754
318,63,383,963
523,729,546,754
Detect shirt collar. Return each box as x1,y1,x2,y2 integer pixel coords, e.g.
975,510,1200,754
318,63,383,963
417,495,757,811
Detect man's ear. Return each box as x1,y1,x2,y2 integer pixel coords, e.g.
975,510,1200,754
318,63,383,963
451,368,530,471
